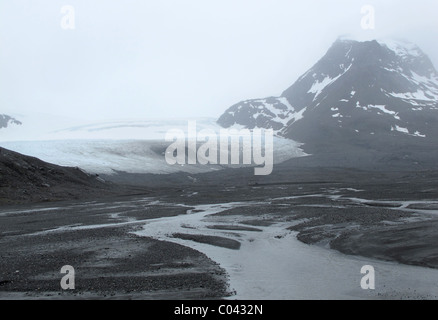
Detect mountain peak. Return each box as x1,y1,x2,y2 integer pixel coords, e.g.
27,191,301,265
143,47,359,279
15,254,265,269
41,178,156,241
377,38,423,58
217,38,438,157
332,37,425,60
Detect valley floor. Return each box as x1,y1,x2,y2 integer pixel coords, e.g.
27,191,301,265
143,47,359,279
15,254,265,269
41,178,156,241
1,169,438,299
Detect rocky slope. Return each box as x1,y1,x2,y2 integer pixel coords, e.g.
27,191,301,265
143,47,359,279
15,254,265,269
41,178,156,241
0,147,115,204
218,39,438,166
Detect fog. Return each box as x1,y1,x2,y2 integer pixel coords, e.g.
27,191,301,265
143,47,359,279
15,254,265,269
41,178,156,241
1,0,437,121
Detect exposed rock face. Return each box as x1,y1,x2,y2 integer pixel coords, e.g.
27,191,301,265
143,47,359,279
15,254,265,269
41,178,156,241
218,39,438,159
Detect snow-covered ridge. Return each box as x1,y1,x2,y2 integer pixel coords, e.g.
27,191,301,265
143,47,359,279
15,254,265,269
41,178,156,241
218,96,309,134
220,37,438,145
383,70,438,107
248,98,294,126
247,97,307,131
377,39,423,59
336,37,424,59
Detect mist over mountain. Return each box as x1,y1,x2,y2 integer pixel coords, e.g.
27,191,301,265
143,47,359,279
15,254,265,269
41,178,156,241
218,39,438,168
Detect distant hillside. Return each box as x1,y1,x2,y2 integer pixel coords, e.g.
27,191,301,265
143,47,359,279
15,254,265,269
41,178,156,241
0,147,116,205
0,114,21,129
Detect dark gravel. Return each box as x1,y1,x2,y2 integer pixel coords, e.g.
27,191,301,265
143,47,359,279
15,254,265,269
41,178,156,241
2,166,438,299
0,198,229,299
172,233,241,250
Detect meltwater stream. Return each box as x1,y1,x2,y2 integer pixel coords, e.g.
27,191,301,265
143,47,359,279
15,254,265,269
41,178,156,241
133,200,438,300
13,194,438,299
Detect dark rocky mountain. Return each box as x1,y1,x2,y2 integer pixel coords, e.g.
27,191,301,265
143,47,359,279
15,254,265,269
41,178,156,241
0,114,21,129
218,39,438,167
0,147,116,204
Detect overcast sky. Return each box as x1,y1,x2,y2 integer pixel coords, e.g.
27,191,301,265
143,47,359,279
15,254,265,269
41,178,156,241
1,0,438,121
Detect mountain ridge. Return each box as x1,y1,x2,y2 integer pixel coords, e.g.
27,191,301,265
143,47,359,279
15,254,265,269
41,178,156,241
217,39,438,165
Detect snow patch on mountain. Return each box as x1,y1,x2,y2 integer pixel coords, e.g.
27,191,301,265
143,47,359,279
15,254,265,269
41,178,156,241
217,96,310,135
308,75,339,98
308,64,352,101
391,125,426,138
369,105,400,120
248,98,296,127
383,69,438,107
354,103,401,121
288,107,307,125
